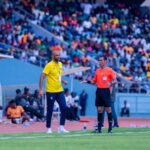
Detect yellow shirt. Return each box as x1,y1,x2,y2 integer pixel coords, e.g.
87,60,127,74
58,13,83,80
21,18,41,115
43,60,63,92
110,18,119,25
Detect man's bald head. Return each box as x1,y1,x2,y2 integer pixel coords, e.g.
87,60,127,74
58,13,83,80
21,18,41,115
52,50,60,56
52,51,60,62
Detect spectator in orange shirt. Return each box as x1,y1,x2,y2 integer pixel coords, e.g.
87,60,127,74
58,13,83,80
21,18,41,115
146,61,150,79
124,44,134,54
22,32,28,44
7,100,29,124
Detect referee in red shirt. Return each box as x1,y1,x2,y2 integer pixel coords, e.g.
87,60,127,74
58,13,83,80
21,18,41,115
91,56,116,133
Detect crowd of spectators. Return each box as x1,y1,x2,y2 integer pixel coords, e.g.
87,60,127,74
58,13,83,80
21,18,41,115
14,87,45,121
1,0,150,92
4,86,87,123
0,0,93,80
4,86,45,124
19,0,150,81
0,1,49,66
64,88,88,121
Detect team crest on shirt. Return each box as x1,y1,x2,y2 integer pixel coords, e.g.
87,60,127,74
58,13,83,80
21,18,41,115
102,76,107,81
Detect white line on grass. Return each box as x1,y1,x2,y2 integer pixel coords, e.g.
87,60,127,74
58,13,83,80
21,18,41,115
0,130,150,140
0,135,53,140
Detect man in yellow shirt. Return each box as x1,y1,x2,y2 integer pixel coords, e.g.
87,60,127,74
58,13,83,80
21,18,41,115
39,51,69,134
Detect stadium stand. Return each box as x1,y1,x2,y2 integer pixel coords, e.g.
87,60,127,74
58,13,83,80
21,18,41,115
0,0,150,93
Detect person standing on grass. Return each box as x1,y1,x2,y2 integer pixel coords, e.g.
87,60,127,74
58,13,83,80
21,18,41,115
82,56,116,133
39,51,69,134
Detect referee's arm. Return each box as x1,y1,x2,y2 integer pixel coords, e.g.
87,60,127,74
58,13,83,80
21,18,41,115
80,72,97,84
110,78,117,86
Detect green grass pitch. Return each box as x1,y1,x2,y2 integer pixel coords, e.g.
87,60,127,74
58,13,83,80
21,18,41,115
0,128,150,150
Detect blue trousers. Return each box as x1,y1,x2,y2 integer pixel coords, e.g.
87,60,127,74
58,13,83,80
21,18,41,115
46,92,67,128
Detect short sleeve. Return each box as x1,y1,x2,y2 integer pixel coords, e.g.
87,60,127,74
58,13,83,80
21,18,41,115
43,63,51,75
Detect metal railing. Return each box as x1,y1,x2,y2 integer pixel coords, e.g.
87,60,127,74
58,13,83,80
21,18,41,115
0,4,136,85
13,7,132,85
0,42,48,67
13,8,100,67
116,81,150,94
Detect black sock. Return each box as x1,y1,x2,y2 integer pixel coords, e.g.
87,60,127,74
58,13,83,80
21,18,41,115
107,112,112,131
97,113,103,131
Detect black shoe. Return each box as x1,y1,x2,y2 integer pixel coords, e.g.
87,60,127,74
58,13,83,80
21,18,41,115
94,129,102,133
108,130,112,134
113,125,119,128
98,130,102,133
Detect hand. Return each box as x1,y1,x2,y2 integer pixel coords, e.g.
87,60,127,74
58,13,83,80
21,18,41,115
39,89,43,97
106,82,111,87
110,87,113,94
63,80,68,85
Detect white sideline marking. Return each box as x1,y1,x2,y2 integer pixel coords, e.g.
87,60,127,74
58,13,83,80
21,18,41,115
0,135,52,140
0,130,150,140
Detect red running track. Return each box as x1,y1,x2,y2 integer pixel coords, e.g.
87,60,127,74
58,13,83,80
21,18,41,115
0,117,150,134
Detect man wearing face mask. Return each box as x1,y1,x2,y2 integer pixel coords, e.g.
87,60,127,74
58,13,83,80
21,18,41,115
39,51,69,134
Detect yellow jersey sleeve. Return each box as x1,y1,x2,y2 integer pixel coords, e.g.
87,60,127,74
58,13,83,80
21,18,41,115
43,63,51,75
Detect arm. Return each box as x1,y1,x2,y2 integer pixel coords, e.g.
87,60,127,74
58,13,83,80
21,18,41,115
39,73,46,96
109,71,117,93
61,66,68,85
111,78,117,86
7,108,12,119
21,111,27,117
81,74,97,84
80,79,96,84
90,79,96,84
109,69,117,86
7,114,12,119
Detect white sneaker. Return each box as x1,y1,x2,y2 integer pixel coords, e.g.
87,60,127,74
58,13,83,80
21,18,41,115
57,127,69,133
29,118,34,122
47,128,52,134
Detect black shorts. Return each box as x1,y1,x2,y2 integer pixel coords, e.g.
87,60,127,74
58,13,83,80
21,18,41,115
95,88,111,107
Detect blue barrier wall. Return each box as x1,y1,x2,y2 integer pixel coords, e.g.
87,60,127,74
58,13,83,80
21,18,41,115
0,59,43,85
0,58,97,116
63,77,97,116
1,59,150,117
116,93,150,117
